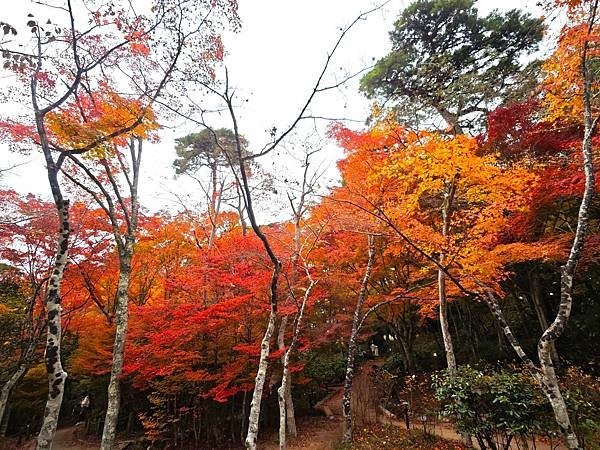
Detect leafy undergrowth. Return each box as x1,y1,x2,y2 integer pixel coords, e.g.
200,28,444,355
337,424,467,450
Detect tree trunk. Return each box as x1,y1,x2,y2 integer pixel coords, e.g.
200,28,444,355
228,106,283,449
0,402,10,438
342,236,375,443
245,306,277,450
529,271,560,371
439,179,457,372
100,247,133,450
0,363,27,434
276,316,296,444
240,390,247,445
484,291,581,449
277,206,305,445
396,332,415,375
36,198,69,450
0,334,37,431
278,279,316,449
435,105,464,135
535,5,598,446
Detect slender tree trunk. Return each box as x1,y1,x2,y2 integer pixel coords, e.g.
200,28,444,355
240,390,247,445
0,402,10,438
277,207,305,445
529,271,560,371
439,179,457,372
342,236,375,443
207,167,223,249
396,333,415,375
438,263,456,371
0,333,37,430
245,306,277,450
484,291,580,448
278,279,316,450
276,316,296,443
534,5,598,447
0,363,28,432
36,193,69,450
100,245,133,450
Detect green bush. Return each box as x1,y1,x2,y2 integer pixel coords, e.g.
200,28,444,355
303,351,347,385
432,366,553,449
562,367,600,449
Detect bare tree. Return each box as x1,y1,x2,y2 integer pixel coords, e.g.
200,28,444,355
277,146,323,449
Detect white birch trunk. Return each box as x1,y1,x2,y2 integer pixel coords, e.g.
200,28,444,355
36,202,70,450
276,316,296,444
100,138,143,450
278,279,317,449
277,205,304,445
534,6,598,446
484,287,584,449
245,306,277,450
529,271,560,370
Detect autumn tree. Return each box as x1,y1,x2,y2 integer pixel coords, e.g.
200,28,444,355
62,134,152,450
0,192,56,429
0,1,238,448
0,194,113,434
172,5,388,448
476,1,600,448
122,218,276,446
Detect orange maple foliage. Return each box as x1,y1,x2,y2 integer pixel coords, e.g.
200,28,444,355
542,24,600,123
45,85,159,157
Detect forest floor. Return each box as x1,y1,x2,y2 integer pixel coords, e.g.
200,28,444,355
10,424,102,450
262,358,568,450
2,359,568,450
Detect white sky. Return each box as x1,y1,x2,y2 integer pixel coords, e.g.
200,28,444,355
0,0,545,220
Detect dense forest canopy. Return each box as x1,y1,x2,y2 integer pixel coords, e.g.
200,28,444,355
0,1,599,450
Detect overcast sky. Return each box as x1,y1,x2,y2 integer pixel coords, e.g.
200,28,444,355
0,0,546,219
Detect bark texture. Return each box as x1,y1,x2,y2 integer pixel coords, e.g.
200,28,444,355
277,166,314,446
484,290,580,449
342,236,375,443
36,200,69,450
0,298,41,428
533,5,598,446
100,248,133,450
529,271,560,371
218,87,284,450
99,139,143,450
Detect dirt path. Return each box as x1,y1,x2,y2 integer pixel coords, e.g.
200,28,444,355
50,427,92,450
261,416,343,450
262,359,384,449
263,357,568,450
13,425,94,450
